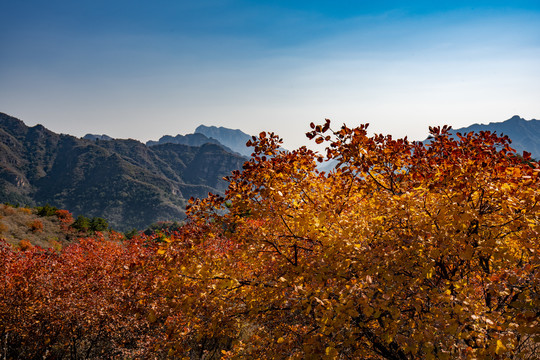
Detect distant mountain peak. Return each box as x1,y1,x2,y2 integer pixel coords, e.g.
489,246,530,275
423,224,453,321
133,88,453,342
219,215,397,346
195,124,246,134
509,115,523,121
146,132,223,149
148,125,253,157
194,125,252,157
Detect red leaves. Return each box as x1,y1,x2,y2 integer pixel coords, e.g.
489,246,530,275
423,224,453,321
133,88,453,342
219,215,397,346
54,209,73,226
307,119,332,141
18,239,33,250
28,219,43,233
0,237,167,358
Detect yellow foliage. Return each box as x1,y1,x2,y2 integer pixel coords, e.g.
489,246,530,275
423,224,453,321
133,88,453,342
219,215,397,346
162,121,540,359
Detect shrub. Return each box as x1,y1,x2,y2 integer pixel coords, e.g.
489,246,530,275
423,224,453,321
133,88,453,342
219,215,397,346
90,217,108,232
36,204,58,217
160,122,540,359
55,209,74,225
71,215,90,232
18,239,33,251
28,220,43,233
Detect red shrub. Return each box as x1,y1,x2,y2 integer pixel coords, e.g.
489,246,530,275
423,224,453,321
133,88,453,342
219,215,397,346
28,219,43,233
54,209,73,225
18,239,33,251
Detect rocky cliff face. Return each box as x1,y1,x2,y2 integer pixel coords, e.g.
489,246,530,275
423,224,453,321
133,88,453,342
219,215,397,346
0,112,247,230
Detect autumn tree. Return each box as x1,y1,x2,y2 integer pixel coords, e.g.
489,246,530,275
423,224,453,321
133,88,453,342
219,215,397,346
165,121,539,359
2,121,537,359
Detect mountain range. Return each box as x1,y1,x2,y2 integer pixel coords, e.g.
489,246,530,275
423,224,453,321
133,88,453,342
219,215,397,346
0,112,538,230
146,125,253,157
0,113,248,230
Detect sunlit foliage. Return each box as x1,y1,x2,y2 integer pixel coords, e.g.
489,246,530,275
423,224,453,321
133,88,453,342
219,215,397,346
1,121,538,359
166,121,539,359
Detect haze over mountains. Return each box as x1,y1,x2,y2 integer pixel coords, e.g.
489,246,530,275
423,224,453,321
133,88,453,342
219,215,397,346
146,125,253,157
0,112,538,231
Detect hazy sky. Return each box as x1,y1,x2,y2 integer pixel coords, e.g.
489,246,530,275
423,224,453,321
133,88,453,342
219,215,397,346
1,0,539,149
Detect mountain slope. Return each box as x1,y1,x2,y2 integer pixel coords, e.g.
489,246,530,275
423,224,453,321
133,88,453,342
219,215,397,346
0,113,247,230
449,115,540,159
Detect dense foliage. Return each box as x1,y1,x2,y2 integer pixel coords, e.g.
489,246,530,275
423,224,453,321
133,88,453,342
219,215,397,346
0,234,167,359
175,121,539,359
1,121,538,359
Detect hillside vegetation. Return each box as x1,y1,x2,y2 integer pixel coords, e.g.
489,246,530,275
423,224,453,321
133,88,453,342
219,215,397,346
0,203,117,248
0,204,72,248
1,121,538,359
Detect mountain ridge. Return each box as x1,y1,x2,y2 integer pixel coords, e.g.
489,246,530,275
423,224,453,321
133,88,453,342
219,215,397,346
0,112,247,230
147,124,253,157
448,115,540,159
194,125,253,157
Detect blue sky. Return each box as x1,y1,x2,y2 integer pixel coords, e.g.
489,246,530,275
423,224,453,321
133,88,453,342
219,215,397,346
1,1,539,149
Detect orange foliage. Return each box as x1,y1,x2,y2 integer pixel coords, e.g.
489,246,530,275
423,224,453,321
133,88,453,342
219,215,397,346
18,239,33,251
28,219,43,233
54,209,73,224
163,121,540,359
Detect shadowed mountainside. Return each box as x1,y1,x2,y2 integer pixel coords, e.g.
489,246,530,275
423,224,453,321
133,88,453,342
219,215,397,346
0,113,247,230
